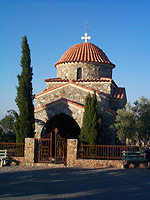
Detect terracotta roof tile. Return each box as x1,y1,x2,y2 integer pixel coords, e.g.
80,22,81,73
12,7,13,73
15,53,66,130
44,77,118,88
45,77,116,83
44,78,69,82
113,88,125,100
55,42,115,67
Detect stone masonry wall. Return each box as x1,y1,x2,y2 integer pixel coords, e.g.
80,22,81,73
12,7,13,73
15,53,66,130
75,82,112,95
24,138,35,166
46,82,65,90
34,83,112,139
34,101,84,138
46,81,113,95
35,84,110,109
56,62,113,80
34,83,114,139
67,139,123,168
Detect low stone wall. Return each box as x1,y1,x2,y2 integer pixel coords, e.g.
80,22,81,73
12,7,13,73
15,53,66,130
14,138,123,168
67,139,123,168
7,138,146,169
75,159,123,168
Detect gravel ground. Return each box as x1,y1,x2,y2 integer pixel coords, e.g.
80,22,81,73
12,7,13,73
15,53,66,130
0,166,150,200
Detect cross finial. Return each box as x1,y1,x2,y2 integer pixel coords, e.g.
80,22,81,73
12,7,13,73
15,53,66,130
81,20,91,42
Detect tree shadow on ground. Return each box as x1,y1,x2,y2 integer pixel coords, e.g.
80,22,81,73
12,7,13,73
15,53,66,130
0,167,150,200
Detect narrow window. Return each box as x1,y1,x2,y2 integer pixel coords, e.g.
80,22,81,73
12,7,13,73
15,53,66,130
77,68,82,79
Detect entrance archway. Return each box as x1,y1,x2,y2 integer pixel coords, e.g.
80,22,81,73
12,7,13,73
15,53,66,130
37,114,80,163
41,113,80,139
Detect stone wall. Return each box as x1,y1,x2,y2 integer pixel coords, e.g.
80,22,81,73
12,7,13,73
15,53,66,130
34,82,112,139
46,81,112,95
34,82,115,140
75,81,112,95
35,83,110,109
24,138,35,166
34,101,84,138
56,62,113,80
46,82,65,89
34,76,119,140
67,139,123,168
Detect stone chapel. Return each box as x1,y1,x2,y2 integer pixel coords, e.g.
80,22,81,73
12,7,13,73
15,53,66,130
34,32,127,144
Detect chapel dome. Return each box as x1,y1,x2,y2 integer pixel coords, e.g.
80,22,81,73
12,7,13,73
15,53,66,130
55,42,115,67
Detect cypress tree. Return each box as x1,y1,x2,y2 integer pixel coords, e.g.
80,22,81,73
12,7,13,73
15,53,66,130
14,35,35,143
80,91,101,144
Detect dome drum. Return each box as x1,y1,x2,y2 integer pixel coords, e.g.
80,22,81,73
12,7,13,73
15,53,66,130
56,62,113,80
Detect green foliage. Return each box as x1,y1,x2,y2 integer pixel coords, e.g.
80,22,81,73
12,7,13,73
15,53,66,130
114,103,136,144
132,97,150,143
0,111,16,142
80,91,101,145
15,35,35,143
114,97,150,145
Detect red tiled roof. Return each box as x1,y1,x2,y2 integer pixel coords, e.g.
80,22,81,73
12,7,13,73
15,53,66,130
45,77,115,83
55,42,115,67
74,77,112,82
44,78,69,82
113,88,125,100
44,77,118,88
34,98,84,112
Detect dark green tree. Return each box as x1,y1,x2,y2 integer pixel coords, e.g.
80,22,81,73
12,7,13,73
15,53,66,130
132,97,150,144
14,35,35,143
113,103,136,144
114,97,150,145
80,91,101,144
0,111,16,142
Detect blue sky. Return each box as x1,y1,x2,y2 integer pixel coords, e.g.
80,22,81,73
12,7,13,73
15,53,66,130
0,0,150,119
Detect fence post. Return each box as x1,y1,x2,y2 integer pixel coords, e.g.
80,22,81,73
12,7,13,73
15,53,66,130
24,138,35,166
107,146,109,160
67,139,78,167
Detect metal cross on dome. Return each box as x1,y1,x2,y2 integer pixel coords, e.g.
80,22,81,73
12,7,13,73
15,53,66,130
81,21,91,42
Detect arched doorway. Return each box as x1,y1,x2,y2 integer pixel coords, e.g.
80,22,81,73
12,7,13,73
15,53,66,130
37,114,80,164
41,113,80,139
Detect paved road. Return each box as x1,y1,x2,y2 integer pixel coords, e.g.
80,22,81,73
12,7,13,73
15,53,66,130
0,166,150,200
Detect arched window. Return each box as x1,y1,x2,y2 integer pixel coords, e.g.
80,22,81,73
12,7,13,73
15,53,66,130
77,68,82,79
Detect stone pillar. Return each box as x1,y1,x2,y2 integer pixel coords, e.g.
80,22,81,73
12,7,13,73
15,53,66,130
67,139,78,167
24,138,35,166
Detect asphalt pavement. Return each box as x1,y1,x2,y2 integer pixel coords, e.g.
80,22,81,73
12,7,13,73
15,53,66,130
0,166,150,200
